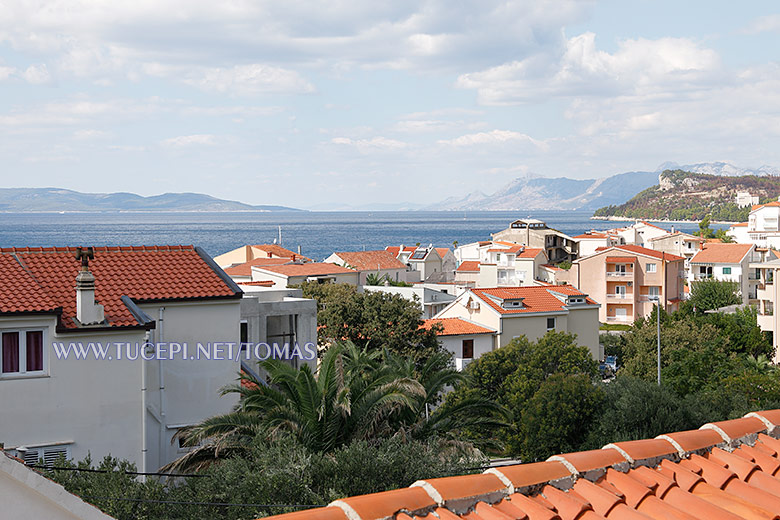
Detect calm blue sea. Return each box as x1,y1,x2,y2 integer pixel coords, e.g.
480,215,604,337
0,211,727,261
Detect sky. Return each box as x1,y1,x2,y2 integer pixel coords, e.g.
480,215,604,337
2,1,780,209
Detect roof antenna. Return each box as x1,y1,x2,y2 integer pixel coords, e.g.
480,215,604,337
278,226,282,246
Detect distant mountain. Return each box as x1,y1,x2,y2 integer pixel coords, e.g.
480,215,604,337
306,201,427,211
0,188,303,212
594,169,780,221
430,161,780,211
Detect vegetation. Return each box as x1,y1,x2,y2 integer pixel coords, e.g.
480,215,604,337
688,279,741,311
298,281,441,362
593,169,780,221
365,272,411,286
45,437,486,520
168,342,506,472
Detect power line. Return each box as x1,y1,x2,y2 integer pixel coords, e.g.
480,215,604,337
79,495,320,508
27,464,207,478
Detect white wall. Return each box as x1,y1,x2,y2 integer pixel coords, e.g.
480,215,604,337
437,334,494,371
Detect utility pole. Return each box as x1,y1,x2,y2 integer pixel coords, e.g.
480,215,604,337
656,298,661,386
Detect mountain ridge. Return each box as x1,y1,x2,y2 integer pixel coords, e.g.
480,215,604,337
0,188,303,212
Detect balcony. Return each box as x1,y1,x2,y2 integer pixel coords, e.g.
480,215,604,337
606,315,632,323
456,358,473,371
757,314,774,332
638,295,661,302
758,283,774,301
606,271,633,279
606,293,633,301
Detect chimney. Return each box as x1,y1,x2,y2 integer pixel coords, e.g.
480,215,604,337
75,247,105,325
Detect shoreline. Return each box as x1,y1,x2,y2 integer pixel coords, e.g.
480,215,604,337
590,215,741,225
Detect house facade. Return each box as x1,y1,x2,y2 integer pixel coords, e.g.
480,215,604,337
688,243,776,305
453,241,548,287
491,219,578,264
250,263,360,288
421,318,496,371
574,231,624,258
744,201,780,249
434,285,601,359
556,245,685,324
363,285,456,319
214,244,310,268
0,246,243,473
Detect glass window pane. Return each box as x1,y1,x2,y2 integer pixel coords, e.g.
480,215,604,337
26,331,43,372
2,332,20,373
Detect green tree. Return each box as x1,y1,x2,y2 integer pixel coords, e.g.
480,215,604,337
299,281,441,362
688,278,741,311
516,373,604,461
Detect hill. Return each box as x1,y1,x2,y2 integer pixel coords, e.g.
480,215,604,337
593,170,780,221
0,188,303,212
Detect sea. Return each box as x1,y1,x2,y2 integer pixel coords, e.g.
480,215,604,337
0,211,729,261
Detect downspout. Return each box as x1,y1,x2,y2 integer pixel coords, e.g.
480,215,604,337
141,329,151,478
661,252,666,312
158,307,166,468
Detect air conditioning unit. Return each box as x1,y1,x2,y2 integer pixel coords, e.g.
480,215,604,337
627,282,633,287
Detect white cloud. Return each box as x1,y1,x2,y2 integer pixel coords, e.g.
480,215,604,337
21,64,51,84
457,32,722,104
742,14,780,34
161,134,219,147
72,129,110,140
438,130,548,150
330,136,409,153
183,64,314,95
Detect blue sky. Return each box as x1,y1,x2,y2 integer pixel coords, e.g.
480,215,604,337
2,1,780,208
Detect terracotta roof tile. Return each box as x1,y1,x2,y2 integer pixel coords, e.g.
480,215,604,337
690,244,754,264
332,251,406,271
0,246,239,328
255,263,358,277
224,257,294,276
470,286,596,315
456,261,481,273
422,318,496,336
258,408,780,520
253,244,312,261
610,245,685,262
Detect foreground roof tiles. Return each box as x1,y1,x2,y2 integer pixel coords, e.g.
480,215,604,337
253,244,312,261
255,262,358,277
224,257,294,276
0,246,240,328
471,286,597,315
261,410,780,520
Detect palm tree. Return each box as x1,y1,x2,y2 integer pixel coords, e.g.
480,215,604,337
166,343,507,472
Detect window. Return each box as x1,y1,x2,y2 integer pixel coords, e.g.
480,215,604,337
648,286,660,298
646,263,657,273
240,321,248,353
462,339,474,359
722,267,732,275
2,330,44,376
18,444,70,467
547,317,556,330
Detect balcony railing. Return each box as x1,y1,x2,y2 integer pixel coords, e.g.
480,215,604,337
606,316,632,322
606,271,633,277
606,293,632,300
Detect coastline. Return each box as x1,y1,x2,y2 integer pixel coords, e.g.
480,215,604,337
590,215,741,225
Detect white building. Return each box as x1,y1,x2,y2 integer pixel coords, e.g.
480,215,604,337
214,244,310,268
736,191,759,208
422,318,496,371
434,285,601,359
362,285,456,318
573,231,624,258
453,241,548,287
745,202,780,249
727,222,750,244
0,452,115,519
250,263,360,288
0,246,243,473
688,243,776,304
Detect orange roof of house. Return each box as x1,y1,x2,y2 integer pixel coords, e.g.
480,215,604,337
333,251,406,271
753,201,780,211
435,248,451,258
260,411,780,520
456,261,480,272
690,243,753,264
517,247,545,259
237,280,275,287
385,246,418,257
421,318,495,336
487,245,525,253
471,286,596,315
573,232,609,239
255,262,358,277
224,257,294,276
605,256,637,263
0,246,240,328
595,245,685,262
639,220,669,231
253,244,311,261
731,222,749,227
541,263,563,271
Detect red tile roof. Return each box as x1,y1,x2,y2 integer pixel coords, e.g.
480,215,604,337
421,318,496,336
237,280,275,287
259,410,780,520
573,232,609,239
255,263,358,277
253,244,311,261
456,261,480,273
731,222,749,227
332,251,406,271
386,246,417,257
224,257,294,277
435,248,452,258
690,243,754,264
0,246,240,328
753,201,780,211
596,245,685,262
471,286,596,315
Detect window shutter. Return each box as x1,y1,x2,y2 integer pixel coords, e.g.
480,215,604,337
43,446,69,466
22,449,40,465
